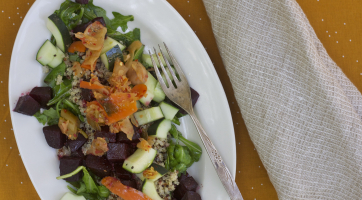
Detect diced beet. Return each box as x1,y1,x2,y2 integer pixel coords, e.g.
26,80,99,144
71,148,84,158
120,179,137,189
14,95,40,116
113,163,132,180
95,126,116,143
181,191,201,200
179,172,190,183
80,88,95,102
75,0,89,4
59,157,83,182
43,125,66,149
132,174,144,191
67,134,87,152
29,87,52,109
177,87,200,115
85,155,112,178
72,17,107,35
174,177,199,199
107,143,132,162
116,129,141,143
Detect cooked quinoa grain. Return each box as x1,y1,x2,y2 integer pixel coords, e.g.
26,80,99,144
155,170,180,199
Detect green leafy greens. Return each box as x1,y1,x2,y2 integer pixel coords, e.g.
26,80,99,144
34,108,59,126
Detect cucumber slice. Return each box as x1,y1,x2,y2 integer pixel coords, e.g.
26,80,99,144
142,180,163,200
153,82,166,103
139,72,158,106
47,14,72,52
60,192,86,200
36,40,57,66
136,101,142,109
139,91,154,106
148,119,171,139
142,53,166,68
134,107,164,126
100,45,123,71
123,148,157,173
48,47,65,68
159,102,179,120
101,37,126,55
134,45,145,61
146,163,168,181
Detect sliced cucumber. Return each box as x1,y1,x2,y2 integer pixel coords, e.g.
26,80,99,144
101,37,126,55
142,53,167,68
147,163,168,181
123,148,157,173
159,102,179,120
47,14,72,52
148,119,171,139
100,45,123,71
142,180,163,200
48,47,65,68
134,45,145,61
60,192,86,200
153,82,166,103
134,107,164,126
139,72,158,106
36,40,58,66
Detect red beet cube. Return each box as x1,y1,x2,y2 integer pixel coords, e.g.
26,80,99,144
181,191,201,200
107,143,132,162
113,163,132,180
67,134,87,152
95,126,116,143
174,177,199,199
43,125,66,149
80,88,95,102
59,157,83,182
120,179,137,189
85,155,112,178
14,95,40,116
116,129,141,143
29,87,52,109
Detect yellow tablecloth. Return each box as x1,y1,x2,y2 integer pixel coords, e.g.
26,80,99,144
0,0,359,199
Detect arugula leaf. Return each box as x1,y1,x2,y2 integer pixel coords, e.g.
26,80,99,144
44,62,67,88
81,167,98,194
97,185,110,198
33,108,59,126
34,112,48,125
55,0,84,30
85,0,111,28
67,185,78,194
110,12,134,32
76,182,87,195
108,28,140,47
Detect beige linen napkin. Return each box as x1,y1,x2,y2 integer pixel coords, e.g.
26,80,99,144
202,0,362,199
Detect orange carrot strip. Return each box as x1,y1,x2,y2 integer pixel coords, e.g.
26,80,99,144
101,177,152,200
68,41,86,53
131,84,147,99
80,81,104,89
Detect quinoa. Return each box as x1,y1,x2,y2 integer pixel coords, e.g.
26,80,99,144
155,170,180,199
56,74,63,85
42,65,50,74
152,137,169,167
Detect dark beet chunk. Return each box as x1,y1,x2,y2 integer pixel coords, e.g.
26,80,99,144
116,129,141,143
174,177,199,199
72,17,106,36
71,148,84,158
85,155,112,178
43,125,66,149
80,88,95,102
178,87,199,115
14,95,40,116
120,179,137,189
75,0,89,4
67,134,87,152
107,143,132,162
181,191,201,200
29,87,52,109
179,172,190,183
59,157,83,182
95,126,116,143
113,163,132,180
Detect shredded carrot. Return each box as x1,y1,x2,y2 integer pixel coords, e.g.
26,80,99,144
131,84,147,99
101,177,152,200
80,81,104,90
68,41,86,53
137,138,152,152
143,167,158,179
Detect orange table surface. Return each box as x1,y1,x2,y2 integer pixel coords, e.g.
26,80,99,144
0,0,361,199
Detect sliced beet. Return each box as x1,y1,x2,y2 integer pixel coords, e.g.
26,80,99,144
59,156,83,182
72,17,106,35
14,95,41,116
80,88,95,102
71,148,84,158
177,87,199,115
120,179,137,189
85,155,112,178
67,134,87,152
181,191,201,200
107,143,132,162
43,125,66,149
29,87,52,109
116,128,141,143
174,177,199,199
113,163,132,180
179,172,190,183
75,0,89,4
95,126,116,143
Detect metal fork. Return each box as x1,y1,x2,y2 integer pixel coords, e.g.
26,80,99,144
149,43,243,200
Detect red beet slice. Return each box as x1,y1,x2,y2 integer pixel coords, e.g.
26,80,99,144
116,128,141,143
80,88,95,102
95,126,116,143
67,134,87,152
120,179,137,189
181,191,201,200
29,87,52,109
107,143,132,162
113,163,132,180
71,148,84,158
59,157,83,182
177,87,199,115
85,155,112,178
174,177,199,199
14,95,41,116
43,125,66,149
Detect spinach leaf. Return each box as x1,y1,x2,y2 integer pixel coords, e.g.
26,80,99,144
110,12,134,32
63,99,85,122
76,182,87,195
82,167,98,194
33,108,59,126
47,84,72,106
33,112,48,125
67,185,78,194
172,116,180,125
55,0,84,30
44,62,67,88
108,28,140,47
97,185,110,198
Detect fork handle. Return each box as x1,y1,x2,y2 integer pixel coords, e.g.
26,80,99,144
188,109,243,200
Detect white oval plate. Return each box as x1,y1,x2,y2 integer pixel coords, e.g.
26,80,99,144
9,0,236,199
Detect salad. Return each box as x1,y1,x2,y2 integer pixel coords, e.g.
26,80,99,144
13,0,203,200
